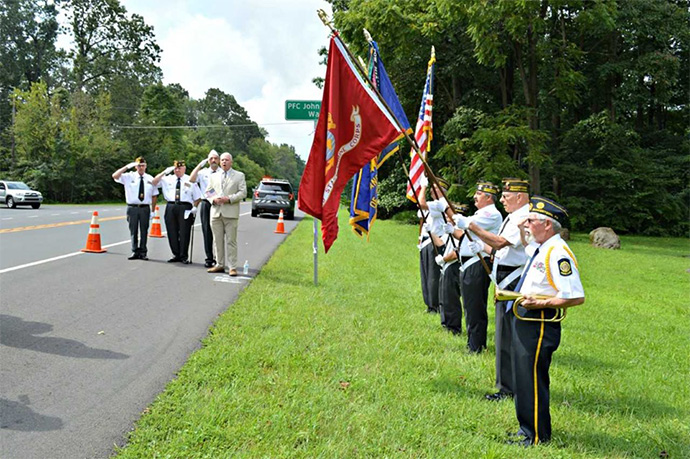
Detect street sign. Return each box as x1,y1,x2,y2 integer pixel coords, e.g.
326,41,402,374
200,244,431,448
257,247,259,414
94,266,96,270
285,100,321,120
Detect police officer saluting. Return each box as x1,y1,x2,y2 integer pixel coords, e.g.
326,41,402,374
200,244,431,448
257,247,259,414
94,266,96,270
153,160,201,264
112,156,159,260
507,196,585,446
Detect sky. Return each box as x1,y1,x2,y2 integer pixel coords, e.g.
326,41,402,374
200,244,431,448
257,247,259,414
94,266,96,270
113,0,334,160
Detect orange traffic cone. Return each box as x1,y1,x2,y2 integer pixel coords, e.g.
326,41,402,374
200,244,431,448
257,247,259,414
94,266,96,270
274,209,286,234
149,206,164,238
81,211,107,253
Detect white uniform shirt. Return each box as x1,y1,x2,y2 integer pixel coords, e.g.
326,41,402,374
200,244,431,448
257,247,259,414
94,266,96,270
442,233,459,266
196,166,220,196
115,172,158,205
159,174,201,204
417,198,447,251
494,203,530,267
459,203,503,257
519,234,585,299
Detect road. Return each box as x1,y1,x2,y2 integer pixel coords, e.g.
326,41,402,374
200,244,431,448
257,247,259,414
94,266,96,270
0,203,301,458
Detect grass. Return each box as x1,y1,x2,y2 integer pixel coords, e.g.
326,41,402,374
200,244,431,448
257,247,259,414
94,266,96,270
116,210,690,458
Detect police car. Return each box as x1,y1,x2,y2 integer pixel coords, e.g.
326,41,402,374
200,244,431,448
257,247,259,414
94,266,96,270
251,178,295,219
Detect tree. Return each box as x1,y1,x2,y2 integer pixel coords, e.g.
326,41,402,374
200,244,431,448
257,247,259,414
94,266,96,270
64,0,162,92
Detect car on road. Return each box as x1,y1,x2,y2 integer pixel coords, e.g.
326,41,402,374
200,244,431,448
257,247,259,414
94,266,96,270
251,178,295,219
0,180,43,209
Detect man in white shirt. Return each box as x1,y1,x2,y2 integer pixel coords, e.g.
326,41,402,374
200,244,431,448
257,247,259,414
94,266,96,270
189,150,221,268
112,156,159,260
461,178,530,401
153,160,202,264
507,196,584,446
452,181,503,353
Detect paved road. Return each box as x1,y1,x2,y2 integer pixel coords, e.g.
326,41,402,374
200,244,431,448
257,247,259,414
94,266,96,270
0,203,302,458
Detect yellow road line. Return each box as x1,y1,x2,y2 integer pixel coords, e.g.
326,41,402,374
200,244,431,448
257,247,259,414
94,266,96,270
0,215,125,234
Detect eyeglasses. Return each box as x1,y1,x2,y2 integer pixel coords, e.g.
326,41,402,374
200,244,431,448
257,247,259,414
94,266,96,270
525,218,542,225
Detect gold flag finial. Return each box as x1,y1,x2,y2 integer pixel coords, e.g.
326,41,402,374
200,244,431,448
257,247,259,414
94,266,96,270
363,28,373,43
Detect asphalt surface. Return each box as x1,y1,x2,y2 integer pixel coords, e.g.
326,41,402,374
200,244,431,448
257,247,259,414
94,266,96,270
0,203,302,458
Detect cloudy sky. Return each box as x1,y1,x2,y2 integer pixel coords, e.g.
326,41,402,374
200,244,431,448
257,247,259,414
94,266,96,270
117,0,333,159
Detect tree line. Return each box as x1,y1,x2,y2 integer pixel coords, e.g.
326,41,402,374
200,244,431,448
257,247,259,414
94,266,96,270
328,0,689,236
0,0,305,204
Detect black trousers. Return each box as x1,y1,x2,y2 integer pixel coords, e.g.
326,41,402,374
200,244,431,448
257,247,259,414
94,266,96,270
460,257,491,352
494,272,520,394
439,262,462,334
164,202,194,260
511,307,561,444
420,243,441,312
198,200,215,263
126,205,150,256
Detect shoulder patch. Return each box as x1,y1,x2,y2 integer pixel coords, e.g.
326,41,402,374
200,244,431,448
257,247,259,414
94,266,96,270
558,258,572,276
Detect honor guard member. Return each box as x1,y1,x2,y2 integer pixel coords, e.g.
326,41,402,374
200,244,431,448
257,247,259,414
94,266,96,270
507,196,584,446
189,150,221,268
206,152,247,276
112,156,159,260
433,202,469,335
461,178,530,400
417,176,451,314
453,181,503,353
153,160,202,264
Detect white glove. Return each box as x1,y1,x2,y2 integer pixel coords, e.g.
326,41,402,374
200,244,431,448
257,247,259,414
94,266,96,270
435,254,445,267
442,223,454,234
149,212,155,220
184,207,198,219
126,162,138,169
420,175,429,188
198,158,208,168
163,166,175,175
427,200,447,213
468,239,484,254
428,209,442,220
453,214,470,230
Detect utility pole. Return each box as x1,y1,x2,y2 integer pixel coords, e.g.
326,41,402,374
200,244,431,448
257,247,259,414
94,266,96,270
11,96,16,168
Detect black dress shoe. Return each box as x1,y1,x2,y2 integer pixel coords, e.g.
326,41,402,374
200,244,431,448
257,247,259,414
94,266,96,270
505,437,532,447
484,391,513,401
181,259,191,264
167,257,181,263
139,255,149,261
204,261,214,268
128,253,140,260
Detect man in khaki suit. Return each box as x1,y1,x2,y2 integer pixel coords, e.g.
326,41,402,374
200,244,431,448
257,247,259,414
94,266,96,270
206,152,247,275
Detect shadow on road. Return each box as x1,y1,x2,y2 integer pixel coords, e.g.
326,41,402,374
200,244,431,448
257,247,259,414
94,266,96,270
0,314,129,360
0,397,63,431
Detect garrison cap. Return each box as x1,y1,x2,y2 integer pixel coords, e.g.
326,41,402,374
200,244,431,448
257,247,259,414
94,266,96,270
433,177,450,191
529,196,569,225
502,177,529,193
173,160,186,167
134,156,146,164
476,181,499,196
452,202,470,215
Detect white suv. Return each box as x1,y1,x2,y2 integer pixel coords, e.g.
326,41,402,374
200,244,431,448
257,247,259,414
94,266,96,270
0,180,43,209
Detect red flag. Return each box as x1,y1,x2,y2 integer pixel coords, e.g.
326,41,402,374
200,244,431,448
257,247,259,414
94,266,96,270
298,36,401,253
407,47,435,202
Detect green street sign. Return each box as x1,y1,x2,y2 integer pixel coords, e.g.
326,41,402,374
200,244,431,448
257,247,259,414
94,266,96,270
285,100,321,120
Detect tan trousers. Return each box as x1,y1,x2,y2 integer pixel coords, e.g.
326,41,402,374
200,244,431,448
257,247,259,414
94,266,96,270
211,216,238,269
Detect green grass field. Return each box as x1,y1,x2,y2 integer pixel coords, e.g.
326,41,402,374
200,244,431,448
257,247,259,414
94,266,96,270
116,211,690,458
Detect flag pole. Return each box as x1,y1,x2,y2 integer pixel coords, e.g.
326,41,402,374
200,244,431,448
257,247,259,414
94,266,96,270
317,10,490,275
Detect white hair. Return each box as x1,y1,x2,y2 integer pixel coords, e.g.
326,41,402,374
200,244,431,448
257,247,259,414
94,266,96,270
530,213,562,233
220,152,233,161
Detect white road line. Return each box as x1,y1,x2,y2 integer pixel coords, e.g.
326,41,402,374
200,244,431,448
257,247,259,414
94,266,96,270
28,215,38,218
0,233,171,274
2,217,12,220
51,213,60,216
70,212,78,214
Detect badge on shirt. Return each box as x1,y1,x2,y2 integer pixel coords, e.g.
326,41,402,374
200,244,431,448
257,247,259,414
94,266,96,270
533,261,546,273
558,258,572,276
184,182,191,188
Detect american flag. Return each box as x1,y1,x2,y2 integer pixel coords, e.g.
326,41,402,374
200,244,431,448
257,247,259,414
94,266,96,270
406,47,436,202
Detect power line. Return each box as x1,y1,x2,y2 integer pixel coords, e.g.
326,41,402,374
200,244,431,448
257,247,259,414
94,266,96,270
114,122,312,129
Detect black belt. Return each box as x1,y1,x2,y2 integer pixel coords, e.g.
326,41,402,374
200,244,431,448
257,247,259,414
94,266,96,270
170,201,193,207
496,265,520,273
461,256,473,264
128,204,149,207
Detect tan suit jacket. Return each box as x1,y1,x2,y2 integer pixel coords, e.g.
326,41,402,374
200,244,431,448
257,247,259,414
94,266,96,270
207,168,247,218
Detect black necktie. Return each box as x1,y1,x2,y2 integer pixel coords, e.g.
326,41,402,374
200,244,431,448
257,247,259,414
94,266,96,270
506,247,540,312
138,176,145,201
175,178,181,204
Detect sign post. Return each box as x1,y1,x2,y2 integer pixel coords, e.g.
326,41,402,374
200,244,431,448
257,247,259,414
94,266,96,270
286,100,321,286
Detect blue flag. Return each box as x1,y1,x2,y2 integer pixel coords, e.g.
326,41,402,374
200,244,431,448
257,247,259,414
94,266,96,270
349,40,411,238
